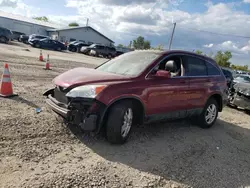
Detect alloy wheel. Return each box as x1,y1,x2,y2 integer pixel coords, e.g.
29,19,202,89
205,104,217,124
121,108,133,138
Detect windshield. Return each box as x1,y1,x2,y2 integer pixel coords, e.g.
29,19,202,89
96,51,161,76
40,38,48,41
235,75,250,83
89,44,96,48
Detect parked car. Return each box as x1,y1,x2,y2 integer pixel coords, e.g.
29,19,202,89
44,50,228,144
115,46,134,57
68,42,89,52
12,31,25,41
81,44,117,58
228,74,250,111
28,34,49,45
220,67,234,91
0,26,13,43
233,74,250,84
19,35,29,44
31,38,67,51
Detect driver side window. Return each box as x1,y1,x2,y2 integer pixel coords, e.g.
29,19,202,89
152,55,185,78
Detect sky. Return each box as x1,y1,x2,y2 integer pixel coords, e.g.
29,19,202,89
0,0,250,66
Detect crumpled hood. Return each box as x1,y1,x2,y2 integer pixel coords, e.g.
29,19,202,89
54,67,128,88
234,82,250,96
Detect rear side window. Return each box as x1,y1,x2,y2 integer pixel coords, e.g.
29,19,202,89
185,56,207,76
97,45,104,49
206,62,221,76
222,69,232,78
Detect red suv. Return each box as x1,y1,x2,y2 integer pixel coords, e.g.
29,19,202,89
44,50,228,144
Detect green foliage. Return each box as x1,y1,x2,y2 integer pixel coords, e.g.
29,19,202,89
68,22,79,27
194,50,249,72
118,44,124,47
151,44,164,51
214,51,232,68
195,50,203,55
133,36,151,50
231,64,249,72
33,16,48,22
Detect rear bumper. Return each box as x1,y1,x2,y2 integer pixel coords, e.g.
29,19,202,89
44,89,106,132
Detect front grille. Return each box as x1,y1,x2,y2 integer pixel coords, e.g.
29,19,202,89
54,87,68,104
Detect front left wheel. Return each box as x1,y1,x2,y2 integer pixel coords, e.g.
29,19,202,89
105,101,134,144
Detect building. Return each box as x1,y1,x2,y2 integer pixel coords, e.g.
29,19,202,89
47,26,114,46
0,11,57,36
0,11,114,46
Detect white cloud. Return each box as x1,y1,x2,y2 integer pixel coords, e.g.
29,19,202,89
243,0,250,3
59,1,250,42
0,0,18,8
204,43,214,48
0,0,39,17
204,40,250,54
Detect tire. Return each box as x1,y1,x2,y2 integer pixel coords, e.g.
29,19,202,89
105,101,134,144
0,36,7,44
108,54,112,59
72,47,76,52
194,98,219,129
35,43,40,48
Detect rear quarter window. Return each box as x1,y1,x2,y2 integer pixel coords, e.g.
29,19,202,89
206,62,221,76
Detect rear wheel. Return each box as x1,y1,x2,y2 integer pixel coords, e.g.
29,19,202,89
192,98,219,129
108,54,112,59
105,101,134,144
0,36,8,44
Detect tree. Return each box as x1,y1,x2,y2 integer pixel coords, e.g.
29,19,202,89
231,64,248,71
118,44,124,48
151,44,164,50
144,41,151,49
195,50,203,55
133,36,151,50
68,22,79,27
33,16,48,22
214,51,232,68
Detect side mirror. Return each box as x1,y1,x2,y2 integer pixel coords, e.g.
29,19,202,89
155,70,171,78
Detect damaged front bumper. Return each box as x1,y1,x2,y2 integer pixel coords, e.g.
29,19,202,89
230,92,250,110
43,88,106,132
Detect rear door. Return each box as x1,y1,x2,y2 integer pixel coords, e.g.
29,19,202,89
183,55,210,114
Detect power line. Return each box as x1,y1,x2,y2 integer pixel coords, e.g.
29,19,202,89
178,26,250,39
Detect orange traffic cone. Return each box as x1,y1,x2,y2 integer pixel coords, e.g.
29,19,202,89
0,64,17,98
44,54,51,70
39,50,44,61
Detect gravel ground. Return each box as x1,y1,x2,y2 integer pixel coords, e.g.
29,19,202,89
0,43,250,188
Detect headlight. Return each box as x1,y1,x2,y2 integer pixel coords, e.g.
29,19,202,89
66,85,107,98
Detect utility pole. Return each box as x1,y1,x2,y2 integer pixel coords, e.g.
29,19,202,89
86,18,89,26
168,22,176,50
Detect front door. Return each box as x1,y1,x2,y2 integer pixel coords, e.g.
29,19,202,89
145,53,191,122
146,77,190,122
